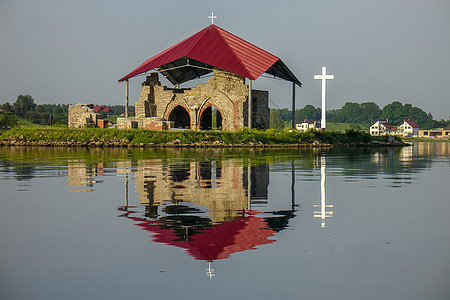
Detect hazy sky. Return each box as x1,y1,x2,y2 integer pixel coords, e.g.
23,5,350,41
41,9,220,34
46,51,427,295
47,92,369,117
1,0,449,119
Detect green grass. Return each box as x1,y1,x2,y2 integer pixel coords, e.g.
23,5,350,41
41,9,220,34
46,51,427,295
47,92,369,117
17,118,42,127
0,127,384,145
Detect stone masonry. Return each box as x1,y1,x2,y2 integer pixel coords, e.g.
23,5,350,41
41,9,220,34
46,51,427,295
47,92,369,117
68,104,98,128
118,69,269,131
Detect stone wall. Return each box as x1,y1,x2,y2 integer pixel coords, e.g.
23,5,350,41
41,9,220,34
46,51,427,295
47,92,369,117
134,69,269,131
68,104,97,128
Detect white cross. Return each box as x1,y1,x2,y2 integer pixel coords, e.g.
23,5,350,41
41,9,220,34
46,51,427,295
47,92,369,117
208,12,217,24
314,67,334,130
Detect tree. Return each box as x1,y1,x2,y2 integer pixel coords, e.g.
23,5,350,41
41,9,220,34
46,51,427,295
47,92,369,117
269,109,284,129
381,101,404,125
341,102,363,123
13,95,35,117
296,105,321,121
278,108,291,122
0,113,18,130
1,102,13,113
360,102,381,125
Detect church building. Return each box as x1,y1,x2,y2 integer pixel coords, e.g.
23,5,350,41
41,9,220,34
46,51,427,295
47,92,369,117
117,23,301,131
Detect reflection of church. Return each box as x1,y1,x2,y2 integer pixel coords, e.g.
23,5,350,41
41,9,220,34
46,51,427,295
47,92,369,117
119,157,296,278
133,159,273,224
68,161,101,191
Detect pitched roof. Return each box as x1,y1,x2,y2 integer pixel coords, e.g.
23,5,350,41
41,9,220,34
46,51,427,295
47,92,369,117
93,105,103,113
119,24,301,86
382,123,396,130
403,119,420,128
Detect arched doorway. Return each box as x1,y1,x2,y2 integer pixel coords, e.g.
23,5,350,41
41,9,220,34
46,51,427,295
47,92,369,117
199,105,223,130
168,105,191,129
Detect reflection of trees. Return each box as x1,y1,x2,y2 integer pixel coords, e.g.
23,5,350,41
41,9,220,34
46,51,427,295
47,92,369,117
0,143,443,185
326,147,431,177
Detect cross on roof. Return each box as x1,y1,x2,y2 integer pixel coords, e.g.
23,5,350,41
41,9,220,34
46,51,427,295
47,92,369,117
208,12,217,24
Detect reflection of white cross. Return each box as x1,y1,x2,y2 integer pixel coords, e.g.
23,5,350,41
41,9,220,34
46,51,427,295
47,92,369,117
208,12,217,24
314,157,333,228
314,67,334,130
206,262,215,279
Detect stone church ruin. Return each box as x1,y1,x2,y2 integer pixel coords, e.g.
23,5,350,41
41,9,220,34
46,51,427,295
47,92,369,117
117,70,269,131
67,23,301,130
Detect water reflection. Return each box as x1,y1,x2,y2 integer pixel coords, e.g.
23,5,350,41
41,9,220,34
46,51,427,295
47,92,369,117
118,158,297,278
1,144,449,297
314,156,333,228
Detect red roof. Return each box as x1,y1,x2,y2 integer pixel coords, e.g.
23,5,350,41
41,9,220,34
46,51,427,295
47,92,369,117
93,105,103,113
119,24,300,86
404,119,419,128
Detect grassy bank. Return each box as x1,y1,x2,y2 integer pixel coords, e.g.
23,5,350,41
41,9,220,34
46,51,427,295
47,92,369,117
0,127,400,147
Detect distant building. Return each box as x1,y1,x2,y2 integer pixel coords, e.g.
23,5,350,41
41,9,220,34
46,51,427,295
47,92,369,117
370,119,420,136
296,119,320,132
370,120,398,136
398,119,420,137
419,128,450,139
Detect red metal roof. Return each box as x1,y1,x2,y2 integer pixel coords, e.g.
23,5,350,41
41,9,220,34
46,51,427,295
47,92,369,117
404,119,420,128
119,24,300,85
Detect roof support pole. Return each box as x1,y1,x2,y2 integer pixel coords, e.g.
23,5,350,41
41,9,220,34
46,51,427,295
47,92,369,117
125,79,129,118
291,82,296,129
248,79,252,129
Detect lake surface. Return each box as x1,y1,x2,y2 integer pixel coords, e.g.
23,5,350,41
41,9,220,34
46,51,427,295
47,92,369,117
0,143,449,300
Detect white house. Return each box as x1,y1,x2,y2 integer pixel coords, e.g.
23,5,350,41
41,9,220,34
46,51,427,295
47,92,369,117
370,120,398,136
296,120,321,132
398,119,420,137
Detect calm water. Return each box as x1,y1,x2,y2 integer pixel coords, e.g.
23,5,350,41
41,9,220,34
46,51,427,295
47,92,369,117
0,143,449,300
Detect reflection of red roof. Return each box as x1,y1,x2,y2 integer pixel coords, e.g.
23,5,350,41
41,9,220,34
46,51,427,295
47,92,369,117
127,212,276,262
119,24,300,86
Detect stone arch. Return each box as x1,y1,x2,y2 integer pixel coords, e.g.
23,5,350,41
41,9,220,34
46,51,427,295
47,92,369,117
199,104,223,130
197,93,233,131
168,105,191,129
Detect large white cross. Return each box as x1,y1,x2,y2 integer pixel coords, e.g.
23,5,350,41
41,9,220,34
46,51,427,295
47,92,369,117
314,66,334,130
208,12,217,24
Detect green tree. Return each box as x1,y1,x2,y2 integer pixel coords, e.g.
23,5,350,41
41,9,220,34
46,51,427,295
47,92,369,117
360,102,381,125
269,109,284,129
278,108,292,122
0,113,18,130
296,105,321,121
381,101,404,125
13,95,35,117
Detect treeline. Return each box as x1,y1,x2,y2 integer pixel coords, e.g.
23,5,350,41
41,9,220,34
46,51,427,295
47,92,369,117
0,95,133,130
270,101,448,130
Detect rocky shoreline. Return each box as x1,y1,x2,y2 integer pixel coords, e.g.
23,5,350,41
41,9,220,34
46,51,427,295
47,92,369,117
0,135,407,148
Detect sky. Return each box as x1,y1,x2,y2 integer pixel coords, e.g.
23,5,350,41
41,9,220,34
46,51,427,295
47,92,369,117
1,0,449,120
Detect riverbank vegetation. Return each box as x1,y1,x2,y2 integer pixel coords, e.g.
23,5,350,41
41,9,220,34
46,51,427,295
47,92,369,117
1,95,447,132
0,127,402,147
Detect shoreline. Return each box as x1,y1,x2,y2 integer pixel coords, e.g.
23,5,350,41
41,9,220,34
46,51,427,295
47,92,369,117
0,127,409,148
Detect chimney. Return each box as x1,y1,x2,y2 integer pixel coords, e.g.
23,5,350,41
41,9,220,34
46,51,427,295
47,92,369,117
386,118,389,124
